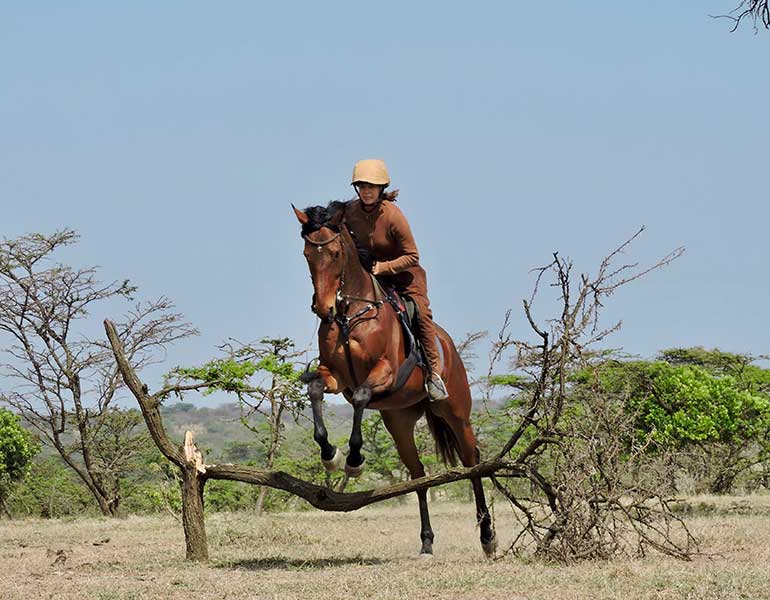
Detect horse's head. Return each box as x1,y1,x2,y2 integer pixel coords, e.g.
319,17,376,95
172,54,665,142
293,201,348,321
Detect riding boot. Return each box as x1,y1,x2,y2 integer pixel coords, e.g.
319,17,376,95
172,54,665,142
412,296,449,402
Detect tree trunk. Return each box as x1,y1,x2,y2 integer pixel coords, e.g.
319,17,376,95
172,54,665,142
255,486,269,515
0,496,12,519
91,487,120,517
181,467,208,561
709,470,737,495
52,436,119,518
256,394,281,516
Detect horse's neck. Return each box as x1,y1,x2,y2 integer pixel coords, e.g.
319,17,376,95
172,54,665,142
341,229,372,297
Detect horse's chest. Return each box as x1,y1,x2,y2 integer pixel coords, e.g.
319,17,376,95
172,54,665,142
318,327,370,387
319,334,360,367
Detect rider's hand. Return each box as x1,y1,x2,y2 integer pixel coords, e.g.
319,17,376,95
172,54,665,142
371,261,382,275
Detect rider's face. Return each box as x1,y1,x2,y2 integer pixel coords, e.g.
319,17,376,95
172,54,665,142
355,182,383,206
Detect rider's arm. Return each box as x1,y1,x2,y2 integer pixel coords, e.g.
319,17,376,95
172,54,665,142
376,205,420,276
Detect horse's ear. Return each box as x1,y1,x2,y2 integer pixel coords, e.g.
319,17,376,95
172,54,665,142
292,204,309,225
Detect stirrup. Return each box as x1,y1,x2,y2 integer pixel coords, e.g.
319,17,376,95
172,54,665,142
426,374,449,402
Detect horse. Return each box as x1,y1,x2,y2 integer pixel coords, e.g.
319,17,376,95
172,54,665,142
293,200,496,558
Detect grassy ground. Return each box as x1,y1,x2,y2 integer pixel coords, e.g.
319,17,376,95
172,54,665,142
2,495,770,600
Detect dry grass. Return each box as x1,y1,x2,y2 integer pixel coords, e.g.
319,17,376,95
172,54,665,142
2,495,770,599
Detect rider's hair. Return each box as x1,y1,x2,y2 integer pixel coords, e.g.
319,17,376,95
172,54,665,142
381,189,399,202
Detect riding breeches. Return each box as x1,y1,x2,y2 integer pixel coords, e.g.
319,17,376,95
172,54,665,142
410,293,442,376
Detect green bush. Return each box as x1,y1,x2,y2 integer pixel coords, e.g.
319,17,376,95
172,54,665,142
8,457,96,518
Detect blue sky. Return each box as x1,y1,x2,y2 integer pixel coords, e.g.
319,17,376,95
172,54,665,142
2,2,768,398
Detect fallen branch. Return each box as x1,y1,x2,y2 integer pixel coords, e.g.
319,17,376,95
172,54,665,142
205,459,523,512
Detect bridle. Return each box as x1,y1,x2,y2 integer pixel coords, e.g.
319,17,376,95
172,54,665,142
302,227,383,326
303,226,384,388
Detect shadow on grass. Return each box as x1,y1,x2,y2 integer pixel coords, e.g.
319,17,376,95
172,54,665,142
214,555,387,571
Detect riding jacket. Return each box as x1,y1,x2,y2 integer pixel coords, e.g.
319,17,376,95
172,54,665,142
344,199,428,298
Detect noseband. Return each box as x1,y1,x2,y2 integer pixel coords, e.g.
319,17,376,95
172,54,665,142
303,231,340,248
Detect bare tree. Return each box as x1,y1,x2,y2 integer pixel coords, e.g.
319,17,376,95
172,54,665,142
456,330,488,373
0,230,195,516
488,228,694,560
713,1,770,31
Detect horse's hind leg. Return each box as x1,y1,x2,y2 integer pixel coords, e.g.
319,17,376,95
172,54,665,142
455,419,497,556
306,373,344,472
470,459,497,556
436,407,496,556
381,407,435,557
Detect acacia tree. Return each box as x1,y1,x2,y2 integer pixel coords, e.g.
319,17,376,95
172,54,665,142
169,337,306,514
592,349,770,493
0,408,40,517
0,230,195,516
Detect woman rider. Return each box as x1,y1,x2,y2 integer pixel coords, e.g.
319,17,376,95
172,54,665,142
344,159,449,401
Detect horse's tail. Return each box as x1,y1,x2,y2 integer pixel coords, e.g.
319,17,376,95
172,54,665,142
424,410,460,466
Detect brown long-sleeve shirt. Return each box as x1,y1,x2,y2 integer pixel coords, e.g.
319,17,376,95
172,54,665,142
345,199,428,297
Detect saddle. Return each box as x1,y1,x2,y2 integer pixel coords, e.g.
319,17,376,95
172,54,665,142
372,277,426,392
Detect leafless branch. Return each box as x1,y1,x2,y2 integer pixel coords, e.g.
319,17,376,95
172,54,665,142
711,0,770,32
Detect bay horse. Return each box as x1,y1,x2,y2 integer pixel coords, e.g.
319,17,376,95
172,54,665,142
293,201,496,557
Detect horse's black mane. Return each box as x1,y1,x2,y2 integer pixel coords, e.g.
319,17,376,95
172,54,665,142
300,200,349,237
300,199,375,271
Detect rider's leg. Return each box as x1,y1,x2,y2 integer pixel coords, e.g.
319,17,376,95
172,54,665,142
412,295,449,401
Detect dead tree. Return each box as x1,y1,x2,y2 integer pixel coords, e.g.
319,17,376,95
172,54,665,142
103,227,695,563
487,228,695,561
0,230,195,516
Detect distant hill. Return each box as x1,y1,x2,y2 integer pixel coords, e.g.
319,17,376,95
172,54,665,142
160,400,354,462
159,396,503,463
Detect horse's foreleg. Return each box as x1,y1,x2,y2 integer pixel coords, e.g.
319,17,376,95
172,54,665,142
307,374,344,471
346,360,393,476
345,385,371,476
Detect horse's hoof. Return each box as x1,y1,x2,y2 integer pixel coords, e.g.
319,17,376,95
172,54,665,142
482,534,498,558
418,552,434,560
344,458,365,478
322,448,345,473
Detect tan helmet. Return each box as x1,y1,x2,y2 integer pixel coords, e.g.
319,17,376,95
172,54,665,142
351,159,390,187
